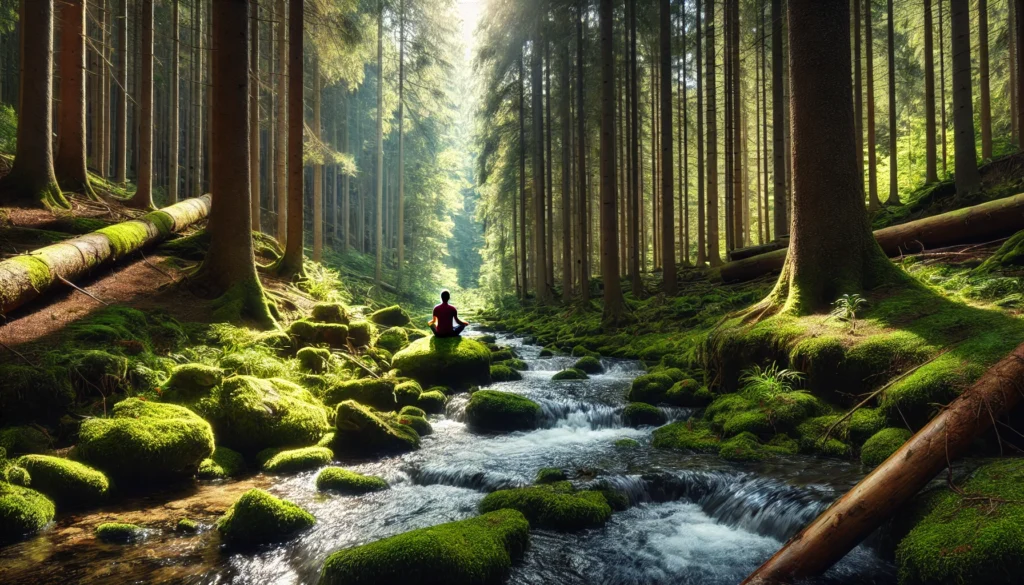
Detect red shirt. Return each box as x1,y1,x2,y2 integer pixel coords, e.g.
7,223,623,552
432,302,459,335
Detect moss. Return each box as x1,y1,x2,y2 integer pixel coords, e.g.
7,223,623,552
896,459,1024,585
860,427,912,468
65,349,130,393
392,336,492,389
297,347,332,373
539,347,555,357
0,426,52,455
4,465,30,486
0,482,54,544
98,220,154,257
333,401,420,455
976,229,1024,272
319,509,529,585
614,438,640,448
416,390,447,414
216,488,315,547
0,365,75,425
397,413,432,436
880,353,978,428
627,373,675,404
478,483,612,531
665,379,714,407
490,364,523,382
399,405,426,418
16,455,109,508
163,363,224,400
717,432,796,462
651,421,720,452
315,467,389,494
500,358,528,371
571,345,600,358
795,415,852,457
347,321,376,348
193,376,329,454
74,398,215,485
848,408,887,446
552,368,588,381
622,402,667,427
208,278,279,328
377,327,410,353
95,522,144,543
573,356,604,374
219,348,287,379
176,518,199,533
370,305,411,327
198,447,246,480
490,349,515,362
465,391,540,432
535,468,567,484
323,378,397,411
261,446,334,474
311,303,349,324
394,380,422,407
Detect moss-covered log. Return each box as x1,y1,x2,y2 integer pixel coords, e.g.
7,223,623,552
722,193,1024,283
0,195,211,314
740,340,1024,585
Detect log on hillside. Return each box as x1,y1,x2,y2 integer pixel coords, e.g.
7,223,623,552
722,193,1024,282
740,341,1024,585
727,238,789,262
0,195,211,315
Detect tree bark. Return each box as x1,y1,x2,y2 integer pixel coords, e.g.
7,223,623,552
342,86,349,251
924,0,938,183
598,0,625,322
55,0,94,198
978,0,992,159
854,0,863,180
275,0,287,244
192,0,204,201
885,0,899,205
125,0,154,209
577,11,588,301
313,55,322,262
170,0,180,203
277,0,304,277
116,0,127,184
741,340,1024,584
939,0,948,173
627,0,640,291
532,23,551,304
696,0,705,264
951,0,981,196
660,0,675,294
0,0,67,209
705,0,720,265
730,0,743,248
1018,0,1024,150
561,38,572,303
250,0,261,230
519,54,528,298
866,0,880,209
397,0,405,289
545,39,554,291
374,1,383,286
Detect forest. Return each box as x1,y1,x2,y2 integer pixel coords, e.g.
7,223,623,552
2,0,1024,584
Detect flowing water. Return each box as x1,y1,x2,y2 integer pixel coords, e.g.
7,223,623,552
0,332,896,585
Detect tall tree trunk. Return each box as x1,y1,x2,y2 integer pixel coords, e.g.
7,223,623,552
170,0,180,203
275,0,287,243
924,0,938,183
628,0,642,287
54,0,94,198
1011,0,1019,145
313,56,322,262
681,0,689,265
696,0,705,263
598,0,625,322
660,0,675,294
885,0,898,205
978,0,991,159
250,0,261,230
532,23,551,304
731,0,743,248
760,0,769,242
126,0,154,209
277,0,304,277
866,0,880,209
116,0,127,184
1016,0,1024,149
577,11,589,301
198,0,273,327
192,0,204,199
854,0,863,181
951,0,981,195
374,1,383,286
520,54,528,298
99,1,110,179
1,0,66,209
705,0,720,265
723,0,733,251
342,87,349,251
939,0,948,172
561,39,572,303
545,39,554,291
397,0,405,289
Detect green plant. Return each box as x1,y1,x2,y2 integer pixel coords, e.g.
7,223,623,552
830,293,868,332
739,362,805,401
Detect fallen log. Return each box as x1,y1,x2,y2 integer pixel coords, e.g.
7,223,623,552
740,341,1024,585
727,238,789,262
722,193,1024,282
0,195,211,315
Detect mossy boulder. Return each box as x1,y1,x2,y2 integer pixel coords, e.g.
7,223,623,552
163,363,224,400
571,345,599,358
217,488,315,547
416,390,447,414
795,415,852,457
377,327,410,353
848,407,887,446
176,518,199,533
198,447,246,479
65,350,130,393
539,347,555,358
490,349,515,362
261,446,334,474
489,364,522,382
397,413,433,436
465,391,539,432
394,380,423,408
860,427,912,468
315,467,389,494
333,401,420,455
370,305,411,327
896,459,1024,585
717,432,797,462
324,378,397,411
478,483,612,531
193,376,330,454
535,468,566,484
500,358,528,371
627,373,675,404
614,438,640,448
652,421,720,452
297,347,332,373
311,303,349,324
74,398,215,485
665,379,714,407
16,455,109,508
0,483,54,544
347,321,376,348
0,426,52,455
4,465,31,486
96,522,144,543
573,356,604,374
622,402,667,427
392,336,492,389
400,405,426,418
0,365,74,425
319,509,529,585
552,368,588,381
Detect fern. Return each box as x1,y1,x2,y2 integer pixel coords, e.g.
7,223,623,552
739,362,805,401
830,293,867,332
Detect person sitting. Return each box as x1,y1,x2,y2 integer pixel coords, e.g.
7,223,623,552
428,290,468,338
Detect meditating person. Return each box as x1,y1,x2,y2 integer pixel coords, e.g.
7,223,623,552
429,290,468,337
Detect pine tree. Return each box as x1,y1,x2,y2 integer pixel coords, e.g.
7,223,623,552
598,0,625,322
951,0,981,195
54,0,95,198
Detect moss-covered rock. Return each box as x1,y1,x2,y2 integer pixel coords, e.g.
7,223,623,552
416,390,447,414
571,345,600,358
323,378,397,411
16,455,109,508
74,398,215,485
573,356,604,374
465,391,539,432
193,376,329,454
860,427,912,468
370,305,411,327
377,327,410,353
65,349,130,394
535,468,566,484
0,426,52,455
198,447,246,480
848,407,887,446
664,379,713,407
163,363,224,400
399,405,426,418
622,402,667,427
478,483,612,531
500,358,528,371
260,446,334,474
319,509,529,585
176,518,199,533
552,368,588,381
315,467,389,494
0,365,74,425
0,483,54,544
392,336,492,389
297,347,332,373
95,522,144,543
490,349,515,362
217,488,315,547
4,465,31,486
489,364,522,382
311,303,350,324
394,380,422,408
614,438,640,448
627,373,675,404
651,421,720,452
795,415,852,457
333,401,420,455
717,432,797,462
347,321,376,348
896,459,1024,585
397,413,433,436
539,347,555,358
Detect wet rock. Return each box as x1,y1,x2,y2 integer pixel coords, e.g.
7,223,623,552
392,336,492,389
216,488,315,547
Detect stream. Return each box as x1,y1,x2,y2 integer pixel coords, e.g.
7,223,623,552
0,331,896,585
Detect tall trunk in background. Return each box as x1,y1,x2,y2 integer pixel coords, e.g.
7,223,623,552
126,0,153,209
681,0,689,264
192,0,204,199
277,0,304,277
939,0,948,172
760,0,769,242
731,0,742,248
545,40,554,290
723,0,732,251
275,0,287,243
519,54,528,298
170,0,180,203
1011,0,1019,145
199,0,274,327
577,10,589,301
561,39,572,303
532,24,551,304
660,0,675,294
55,0,94,197
866,0,879,209
0,0,66,209
628,0,642,288
342,87,350,250
116,0,127,183
1016,0,1024,149
598,0,625,322
250,0,261,229
978,0,991,159
397,0,406,289
924,0,938,182
705,0,720,265
952,0,981,195
313,56,323,262
374,2,383,286
854,0,863,179
885,0,898,205
696,0,705,263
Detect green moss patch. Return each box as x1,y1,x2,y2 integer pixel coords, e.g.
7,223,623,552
652,421,720,452
315,467,389,494
16,455,109,508
397,413,432,436
297,347,332,373
0,426,52,455
261,446,333,474
622,402,667,427
392,336,492,389
377,327,410,353
416,390,447,414
573,356,604,374
860,427,912,468
323,378,397,411
95,522,144,543
333,401,420,455
665,379,713,407
627,373,675,404
217,488,315,547
0,483,54,544
163,364,224,400
535,468,566,484
311,303,350,324
0,365,74,426
490,364,522,382
478,483,612,531
370,305,411,327
465,391,539,432
347,321,376,348
394,380,423,407
198,447,246,480
552,368,588,381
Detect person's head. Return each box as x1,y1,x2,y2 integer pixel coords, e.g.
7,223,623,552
440,290,451,303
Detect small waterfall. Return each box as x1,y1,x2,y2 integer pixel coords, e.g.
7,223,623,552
535,398,624,429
